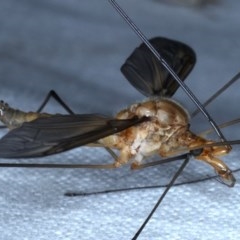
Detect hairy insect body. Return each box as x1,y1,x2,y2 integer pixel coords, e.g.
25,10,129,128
0,101,50,129
101,98,235,186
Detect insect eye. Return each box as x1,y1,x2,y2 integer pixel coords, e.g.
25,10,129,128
190,148,203,156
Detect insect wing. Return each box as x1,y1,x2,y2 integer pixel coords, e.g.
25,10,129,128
121,37,196,97
0,114,147,158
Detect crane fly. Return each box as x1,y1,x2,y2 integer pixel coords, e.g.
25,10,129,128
0,36,236,186
0,0,240,239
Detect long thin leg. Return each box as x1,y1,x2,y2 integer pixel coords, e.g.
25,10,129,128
191,72,240,117
198,118,240,137
132,156,190,240
0,162,117,169
36,90,74,114
131,154,189,170
64,154,189,197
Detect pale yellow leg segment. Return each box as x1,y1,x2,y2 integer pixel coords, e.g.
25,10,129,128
114,148,133,168
195,151,235,187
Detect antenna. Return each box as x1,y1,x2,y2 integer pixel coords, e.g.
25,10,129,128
108,0,227,143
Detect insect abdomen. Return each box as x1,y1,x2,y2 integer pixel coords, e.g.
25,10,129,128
0,101,50,129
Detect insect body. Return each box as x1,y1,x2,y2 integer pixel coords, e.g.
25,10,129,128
99,98,234,186
0,94,235,186
0,20,238,240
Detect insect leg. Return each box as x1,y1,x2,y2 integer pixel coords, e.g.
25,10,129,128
36,90,74,114
131,155,190,240
198,118,240,137
131,154,189,170
192,72,240,117
0,162,120,169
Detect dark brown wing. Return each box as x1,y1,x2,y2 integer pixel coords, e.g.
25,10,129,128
121,37,196,97
0,114,148,158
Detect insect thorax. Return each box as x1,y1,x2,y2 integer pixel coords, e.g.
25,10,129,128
116,98,190,125
101,98,191,164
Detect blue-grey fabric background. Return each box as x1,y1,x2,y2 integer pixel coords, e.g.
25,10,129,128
0,0,240,239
